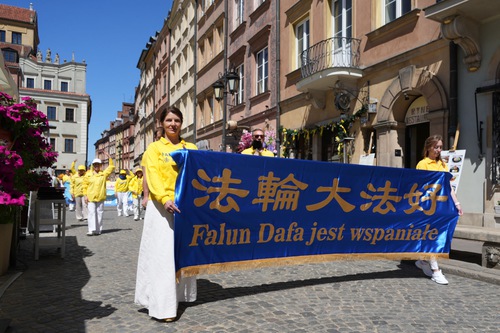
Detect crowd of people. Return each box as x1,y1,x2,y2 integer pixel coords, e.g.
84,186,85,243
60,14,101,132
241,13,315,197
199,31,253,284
51,153,147,236
50,115,461,322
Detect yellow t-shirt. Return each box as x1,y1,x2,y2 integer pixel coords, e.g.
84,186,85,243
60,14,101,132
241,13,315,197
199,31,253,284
416,157,447,172
115,172,132,193
241,147,274,157
70,174,86,197
129,176,144,199
143,137,198,205
62,161,77,183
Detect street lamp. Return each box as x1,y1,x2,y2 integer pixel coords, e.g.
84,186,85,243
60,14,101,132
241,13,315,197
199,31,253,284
116,143,123,170
212,69,240,151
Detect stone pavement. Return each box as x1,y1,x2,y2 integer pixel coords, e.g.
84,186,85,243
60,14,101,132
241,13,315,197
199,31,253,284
1,207,499,333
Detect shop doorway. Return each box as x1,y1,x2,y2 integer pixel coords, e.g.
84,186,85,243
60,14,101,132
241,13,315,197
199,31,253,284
405,123,429,169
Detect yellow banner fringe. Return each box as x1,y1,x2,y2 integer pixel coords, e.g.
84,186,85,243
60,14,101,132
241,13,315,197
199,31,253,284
176,252,449,279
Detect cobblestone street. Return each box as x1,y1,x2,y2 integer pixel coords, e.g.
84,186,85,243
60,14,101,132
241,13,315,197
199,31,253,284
1,207,499,333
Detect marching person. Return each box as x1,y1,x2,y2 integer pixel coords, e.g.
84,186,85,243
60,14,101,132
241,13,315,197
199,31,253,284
241,128,274,157
63,159,77,211
135,107,197,322
71,164,88,221
129,167,144,221
115,169,132,217
414,134,463,285
83,152,114,236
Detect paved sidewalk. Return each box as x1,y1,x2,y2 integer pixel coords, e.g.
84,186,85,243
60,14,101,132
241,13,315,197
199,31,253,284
1,207,499,333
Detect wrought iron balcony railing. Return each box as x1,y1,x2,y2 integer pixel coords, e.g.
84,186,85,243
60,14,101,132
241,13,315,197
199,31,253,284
300,37,361,78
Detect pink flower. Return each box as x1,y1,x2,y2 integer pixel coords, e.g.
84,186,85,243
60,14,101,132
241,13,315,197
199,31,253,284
0,93,58,207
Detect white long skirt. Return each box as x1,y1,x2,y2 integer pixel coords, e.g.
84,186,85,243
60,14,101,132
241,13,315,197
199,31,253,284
134,200,197,319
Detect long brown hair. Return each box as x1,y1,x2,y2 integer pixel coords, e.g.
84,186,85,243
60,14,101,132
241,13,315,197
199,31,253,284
422,134,443,162
159,106,183,123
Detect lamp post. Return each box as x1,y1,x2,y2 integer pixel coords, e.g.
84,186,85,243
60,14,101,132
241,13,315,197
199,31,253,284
212,69,240,152
116,143,123,170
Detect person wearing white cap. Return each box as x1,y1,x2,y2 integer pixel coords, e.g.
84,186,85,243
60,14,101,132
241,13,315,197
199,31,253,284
71,164,88,221
83,152,114,236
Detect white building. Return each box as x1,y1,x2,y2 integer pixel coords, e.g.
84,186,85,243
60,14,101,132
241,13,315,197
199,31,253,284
19,51,91,172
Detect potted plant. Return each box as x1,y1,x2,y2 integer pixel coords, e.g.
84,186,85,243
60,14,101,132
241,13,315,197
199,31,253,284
0,92,58,275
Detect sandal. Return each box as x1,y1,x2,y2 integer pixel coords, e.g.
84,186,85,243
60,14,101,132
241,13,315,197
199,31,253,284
163,317,176,323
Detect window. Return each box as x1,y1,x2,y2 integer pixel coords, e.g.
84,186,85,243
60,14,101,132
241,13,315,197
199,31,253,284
163,74,167,95
296,18,310,68
256,47,268,95
235,64,244,105
200,0,206,15
26,78,35,88
65,108,74,122
60,82,68,92
332,0,353,67
0,30,5,42
64,139,74,153
208,34,213,59
2,50,17,63
236,0,245,25
47,106,57,120
333,0,352,39
217,26,224,52
209,97,214,123
11,32,22,44
384,0,411,24
50,138,56,151
44,80,52,90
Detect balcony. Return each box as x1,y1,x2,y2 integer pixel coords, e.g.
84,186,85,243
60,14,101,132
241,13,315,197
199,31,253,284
296,37,362,103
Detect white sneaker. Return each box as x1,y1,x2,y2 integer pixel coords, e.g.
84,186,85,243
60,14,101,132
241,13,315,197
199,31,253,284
415,260,433,277
431,270,449,285
86,232,94,236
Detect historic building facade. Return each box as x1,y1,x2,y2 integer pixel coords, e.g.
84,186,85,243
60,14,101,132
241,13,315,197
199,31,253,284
92,0,499,254
1,4,91,173
167,0,197,142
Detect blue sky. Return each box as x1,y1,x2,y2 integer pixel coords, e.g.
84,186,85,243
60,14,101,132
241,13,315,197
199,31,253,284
3,0,172,161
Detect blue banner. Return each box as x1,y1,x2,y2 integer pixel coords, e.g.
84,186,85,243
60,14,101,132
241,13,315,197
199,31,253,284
171,150,459,276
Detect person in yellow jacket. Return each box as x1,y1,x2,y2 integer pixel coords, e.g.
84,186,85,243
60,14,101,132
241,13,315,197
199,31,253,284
70,164,88,221
115,169,133,217
83,152,114,236
135,107,197,322
129,167,144,221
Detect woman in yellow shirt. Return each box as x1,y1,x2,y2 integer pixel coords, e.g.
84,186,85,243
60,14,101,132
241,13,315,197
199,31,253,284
415,135,463,285
135,107,197,322
128,167,144,221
